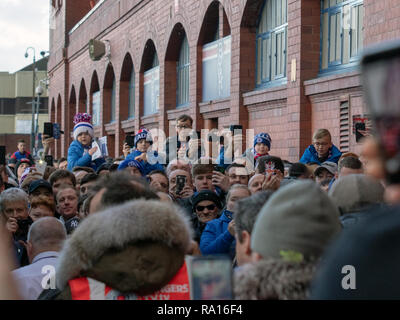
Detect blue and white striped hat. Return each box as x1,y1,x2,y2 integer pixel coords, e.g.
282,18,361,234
73,113,94,140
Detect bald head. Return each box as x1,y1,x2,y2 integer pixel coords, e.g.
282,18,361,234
27,217,66,251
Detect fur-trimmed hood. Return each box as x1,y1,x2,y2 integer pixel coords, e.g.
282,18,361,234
56,199,193,295
233,258,317,300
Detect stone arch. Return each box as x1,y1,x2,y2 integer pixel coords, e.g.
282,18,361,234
67,85,77,147
89,70,100,127
103,63,116,125
164,23,190,111
119,53,135,121
78,78,87,113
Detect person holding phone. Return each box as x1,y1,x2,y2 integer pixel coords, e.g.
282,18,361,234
67,113,105,172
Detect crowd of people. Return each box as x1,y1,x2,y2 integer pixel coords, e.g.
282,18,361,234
0,111,398,300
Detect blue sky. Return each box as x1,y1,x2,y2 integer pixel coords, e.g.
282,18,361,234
0,0,49,73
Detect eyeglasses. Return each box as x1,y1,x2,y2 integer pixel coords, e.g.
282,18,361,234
176,125,190,129
313,142,329,147
196,204,216,212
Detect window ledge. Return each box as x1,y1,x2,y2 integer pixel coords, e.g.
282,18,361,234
243,84,287,106
304,70,361,96
104,122,116,135
167,106,191,121
140,113,159,126
121,118,136,133
199,97,231,119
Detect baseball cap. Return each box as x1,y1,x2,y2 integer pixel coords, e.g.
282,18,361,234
314,161,338,176
28,179,53,195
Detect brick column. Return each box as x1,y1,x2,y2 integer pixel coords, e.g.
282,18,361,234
286,0,320,162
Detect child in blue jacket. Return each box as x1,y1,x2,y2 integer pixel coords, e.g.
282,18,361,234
299,129,342,165
118,129,164,175
67,113,105,171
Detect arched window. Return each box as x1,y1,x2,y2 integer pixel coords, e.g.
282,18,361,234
320,0,364,72
144,54,160,116
111,77,116,122
177,36,190,107
256,0,288,87
128,68,135,118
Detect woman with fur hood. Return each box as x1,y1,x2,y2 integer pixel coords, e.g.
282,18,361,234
38,199,193,300
234,180,342,300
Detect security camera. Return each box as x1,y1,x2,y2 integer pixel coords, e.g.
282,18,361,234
35,85,44,96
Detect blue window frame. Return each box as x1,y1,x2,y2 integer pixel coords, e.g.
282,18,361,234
202,36,231,102
256,0,288,88
128,68,135,118
92,91,100,126
320,0,364,73
177,35,190,108
143,54,159,116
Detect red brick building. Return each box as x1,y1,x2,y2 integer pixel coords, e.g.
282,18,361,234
48,0,400,162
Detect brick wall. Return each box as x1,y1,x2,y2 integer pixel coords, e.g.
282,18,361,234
48,0,400,162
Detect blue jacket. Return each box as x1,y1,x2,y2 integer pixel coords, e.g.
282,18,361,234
299,144,342,165
67,140,105,171
200,209,236,259
118,150,164,175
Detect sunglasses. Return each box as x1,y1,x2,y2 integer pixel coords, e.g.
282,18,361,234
196,204,217,212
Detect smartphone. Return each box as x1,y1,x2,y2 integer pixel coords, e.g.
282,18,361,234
214,164,225,174
43,122,53,137
53,123,62,139
0,146,5,166
176,175,187,195
43,123,61,139
44,155,54,167
361,39,400,184
125,135,135,148
188,255,233,300
265,161,275,175
355,122,366,143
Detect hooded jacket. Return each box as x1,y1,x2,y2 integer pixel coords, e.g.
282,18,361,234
299,144,342,165
67,140,105,171
39,199,192,300
118,150,164,175
200,209,236,259
234,258,317,299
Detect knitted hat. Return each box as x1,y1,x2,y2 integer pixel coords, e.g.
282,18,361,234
73,113,94,140
328,174,384,215
254,133,271,150
117,159,146,176
251,180,341,262
134,129,153,148
14,158,32,177
191,190,222,211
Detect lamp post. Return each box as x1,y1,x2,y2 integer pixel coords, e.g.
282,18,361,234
25,47,36,153
34,84,44,156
